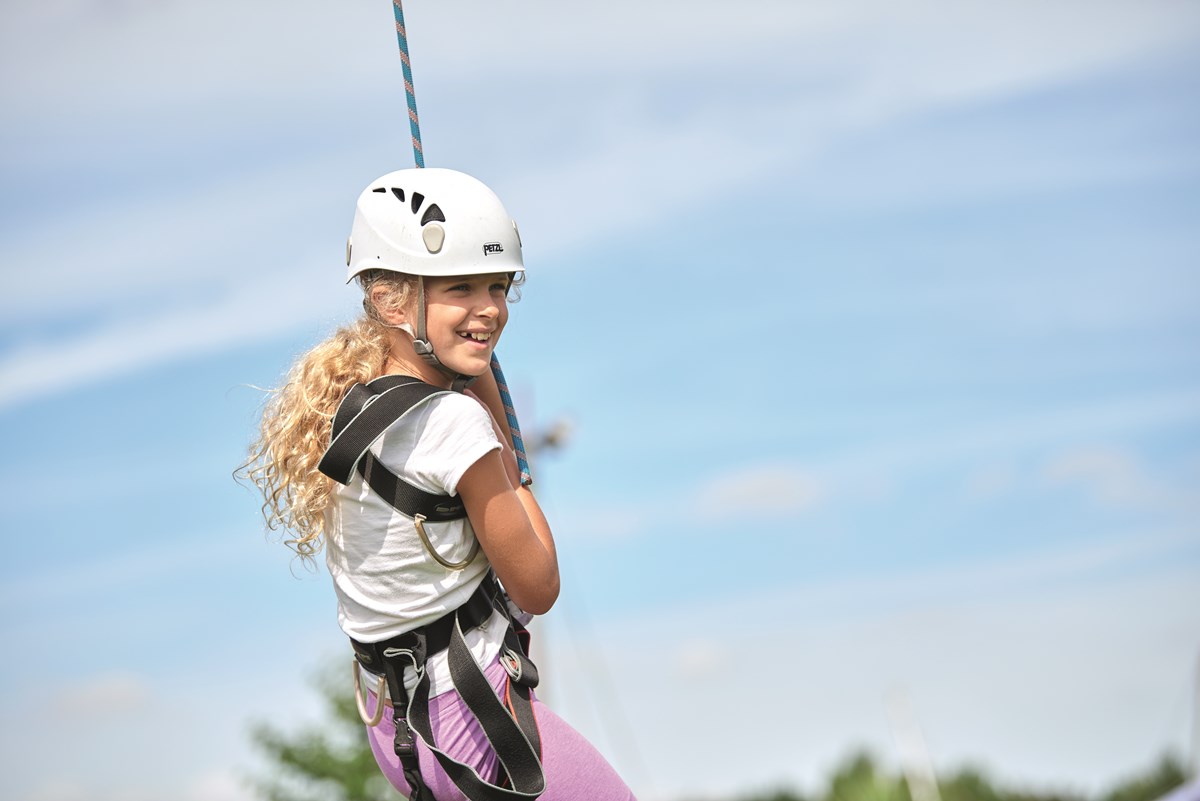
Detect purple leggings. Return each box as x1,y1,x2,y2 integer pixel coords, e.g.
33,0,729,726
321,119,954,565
364,656,636,800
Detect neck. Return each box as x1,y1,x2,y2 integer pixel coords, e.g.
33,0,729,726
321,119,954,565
382,329,454,388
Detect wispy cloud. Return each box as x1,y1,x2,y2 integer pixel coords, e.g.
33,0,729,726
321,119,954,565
55,671,152,719
691,463,826,520
3,0,1196,410
1041,445,1165,507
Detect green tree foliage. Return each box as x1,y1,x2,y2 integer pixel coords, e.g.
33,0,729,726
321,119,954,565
249,670,1189,801
1099,756,1188,801
247,662,399,801
724,751,1187,801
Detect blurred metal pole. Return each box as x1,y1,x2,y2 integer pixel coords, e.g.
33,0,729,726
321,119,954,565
887,689,943,801
1191,648,1200,779
520,405,572,710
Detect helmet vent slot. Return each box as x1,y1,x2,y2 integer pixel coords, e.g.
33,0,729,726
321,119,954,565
372,187,387,193
390,187,405,202
420,204,445,225
411,192,425,214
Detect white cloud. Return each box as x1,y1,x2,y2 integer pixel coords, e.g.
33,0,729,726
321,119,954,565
553,506,649,542
962,461,1018,502
9,0,1196,115
0,278,339,412
20,768,256,801
1042,445,1159,506
27,781,89,801
0,537,251,607
674,638,724,679
693,463,826,519
820,389,1200,483
56,671,151,719
182,769,255,801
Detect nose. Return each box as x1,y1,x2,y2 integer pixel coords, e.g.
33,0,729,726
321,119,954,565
475,290,501,319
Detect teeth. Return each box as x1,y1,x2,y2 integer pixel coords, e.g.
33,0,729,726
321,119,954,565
466,332,491,341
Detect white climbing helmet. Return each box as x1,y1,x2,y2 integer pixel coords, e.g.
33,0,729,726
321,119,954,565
346,167,524,281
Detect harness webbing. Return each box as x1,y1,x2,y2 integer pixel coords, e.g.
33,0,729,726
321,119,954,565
321,376,445,484
354,576,545,801
318,375,468,521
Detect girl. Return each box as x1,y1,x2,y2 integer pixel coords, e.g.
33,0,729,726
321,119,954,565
246,167,635,801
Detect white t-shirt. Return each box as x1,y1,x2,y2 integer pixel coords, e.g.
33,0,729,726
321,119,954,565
325,389,509,697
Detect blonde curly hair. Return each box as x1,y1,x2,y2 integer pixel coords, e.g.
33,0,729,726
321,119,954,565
242,270,416,559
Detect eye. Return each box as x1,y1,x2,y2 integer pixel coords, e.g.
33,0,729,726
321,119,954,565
447,282,471,293
489,281,509,293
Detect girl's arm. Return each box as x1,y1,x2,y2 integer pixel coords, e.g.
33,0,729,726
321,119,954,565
457,390,558,614
458,449,559,614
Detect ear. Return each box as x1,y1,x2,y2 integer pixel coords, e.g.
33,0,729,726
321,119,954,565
370,284,410,328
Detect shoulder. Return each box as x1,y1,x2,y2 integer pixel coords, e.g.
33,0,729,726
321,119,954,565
407,390,500,457
423,390,495,430
406,391,501,495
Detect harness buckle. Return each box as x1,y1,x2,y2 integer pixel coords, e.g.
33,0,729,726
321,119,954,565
393,714,417,758
499,647,524,683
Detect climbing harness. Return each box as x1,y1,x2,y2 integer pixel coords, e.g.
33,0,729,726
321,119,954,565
351,572,544,801
319,372,546,800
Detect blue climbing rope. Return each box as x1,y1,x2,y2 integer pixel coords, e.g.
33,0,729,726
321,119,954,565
392,0,425,168
491,355,533,487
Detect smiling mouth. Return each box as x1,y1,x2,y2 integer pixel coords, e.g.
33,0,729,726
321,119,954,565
460,332,492,343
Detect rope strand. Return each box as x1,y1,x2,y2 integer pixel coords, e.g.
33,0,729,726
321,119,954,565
392,0,425,168
491,354,533,486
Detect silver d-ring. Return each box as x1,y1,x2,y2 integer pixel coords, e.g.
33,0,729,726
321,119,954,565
414,513,480,570
353,660,388,727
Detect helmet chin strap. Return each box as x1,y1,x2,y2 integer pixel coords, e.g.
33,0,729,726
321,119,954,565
409,275,476,393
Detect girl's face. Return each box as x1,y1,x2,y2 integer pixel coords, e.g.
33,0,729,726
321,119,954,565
420,272,510,377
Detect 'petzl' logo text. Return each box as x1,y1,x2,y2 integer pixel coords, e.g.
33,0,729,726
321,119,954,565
483,242,504,255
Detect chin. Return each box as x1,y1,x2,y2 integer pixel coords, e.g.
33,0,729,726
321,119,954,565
448,358,492,377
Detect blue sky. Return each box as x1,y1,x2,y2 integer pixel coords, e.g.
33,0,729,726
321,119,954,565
1,1,1198,799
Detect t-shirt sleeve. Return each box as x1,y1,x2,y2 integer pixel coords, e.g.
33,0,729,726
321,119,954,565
399,392,503,496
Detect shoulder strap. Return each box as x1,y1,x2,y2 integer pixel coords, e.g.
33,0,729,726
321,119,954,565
320,376,442,484
318,376,467,522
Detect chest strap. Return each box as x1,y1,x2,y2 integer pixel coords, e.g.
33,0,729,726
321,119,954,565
318,375,467,522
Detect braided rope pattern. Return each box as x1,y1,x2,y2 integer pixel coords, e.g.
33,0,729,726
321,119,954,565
491,355,533,486
392,0,424,168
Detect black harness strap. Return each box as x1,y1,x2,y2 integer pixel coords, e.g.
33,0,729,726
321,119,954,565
353,576,545,801
318,375,467,521
405,616,544,800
